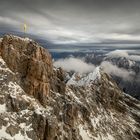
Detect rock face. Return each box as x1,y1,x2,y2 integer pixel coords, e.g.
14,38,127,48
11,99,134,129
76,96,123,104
0,35,140,140
0,35,54,105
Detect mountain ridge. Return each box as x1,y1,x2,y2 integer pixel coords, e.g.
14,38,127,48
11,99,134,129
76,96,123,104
0,35,140,140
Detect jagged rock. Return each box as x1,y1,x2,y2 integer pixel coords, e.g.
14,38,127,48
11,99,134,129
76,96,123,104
0,117,8,128
0,35,139,140
6,124,20,136
51,68,66,94
0,35,53,105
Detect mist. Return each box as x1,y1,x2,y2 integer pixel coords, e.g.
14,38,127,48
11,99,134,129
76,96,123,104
54,57,95,74
101,61,135,81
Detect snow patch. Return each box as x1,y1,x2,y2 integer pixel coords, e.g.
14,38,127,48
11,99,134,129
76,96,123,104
0,57,14,74
91,117,100,128
8,82,24,98
0,125,32,140
93,134,115,140
19,123,33,131
128,60,135,67
66,88,82,103
0,103,7,113
79,124,93,140
11,35,32,42
67,67,101,86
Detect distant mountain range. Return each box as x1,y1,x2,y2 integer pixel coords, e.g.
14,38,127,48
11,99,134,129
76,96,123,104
52,49,140,100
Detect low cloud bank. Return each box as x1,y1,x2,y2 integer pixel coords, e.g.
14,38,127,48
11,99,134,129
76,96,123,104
107,50,140,61
129,55,140,61
107,50,129,58
54,55,136,81
54,57,95,74
101,61,135,81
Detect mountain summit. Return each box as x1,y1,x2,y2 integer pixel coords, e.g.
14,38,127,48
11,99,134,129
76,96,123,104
0,35,140,140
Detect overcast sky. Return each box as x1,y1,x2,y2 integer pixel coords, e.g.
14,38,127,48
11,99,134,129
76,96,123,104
0,0,140,45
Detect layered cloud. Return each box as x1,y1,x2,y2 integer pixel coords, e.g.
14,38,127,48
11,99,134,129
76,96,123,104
54,57,95,73
107,50,140,61
101,61,135,81
1,0,140,44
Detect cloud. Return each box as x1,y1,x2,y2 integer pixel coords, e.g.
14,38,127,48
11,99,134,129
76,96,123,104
54,57,95,73
106,50,129,58
101,61,135,81
106,50,140,61
1,0,140,44
0,16,20,25
129,55,140,61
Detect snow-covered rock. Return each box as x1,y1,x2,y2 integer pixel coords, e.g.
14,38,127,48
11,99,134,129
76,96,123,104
0,35,140,140
67,67,101,86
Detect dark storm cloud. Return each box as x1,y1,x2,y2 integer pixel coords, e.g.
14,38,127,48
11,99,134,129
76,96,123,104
0,0,140,44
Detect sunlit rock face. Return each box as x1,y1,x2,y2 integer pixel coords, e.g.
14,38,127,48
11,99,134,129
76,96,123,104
0,35,54,105
0,35,140,140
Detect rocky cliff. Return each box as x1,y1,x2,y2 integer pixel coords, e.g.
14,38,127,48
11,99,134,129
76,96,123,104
0,35,140,140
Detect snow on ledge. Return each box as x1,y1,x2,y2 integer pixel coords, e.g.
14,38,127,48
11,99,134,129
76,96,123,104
0,104,7,113
0,57,14,74
0,125,32,140
0,38,2,42
6,35,32,42
79,124,93,140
